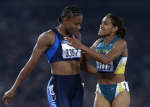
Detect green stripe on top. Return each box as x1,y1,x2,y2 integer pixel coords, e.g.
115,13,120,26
95,36,120,54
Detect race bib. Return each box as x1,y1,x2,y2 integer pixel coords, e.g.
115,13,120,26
96,61,113,72
61,41,81,59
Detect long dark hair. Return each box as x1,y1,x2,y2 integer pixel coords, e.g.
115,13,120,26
106,13,126,38
58,5,83,23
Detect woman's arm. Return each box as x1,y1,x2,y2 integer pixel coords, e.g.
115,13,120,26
66,37,126,64
2,31,55,104
10,33,51,91
80,52,97,75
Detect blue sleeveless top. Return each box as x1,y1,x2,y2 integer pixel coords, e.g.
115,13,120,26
45,28,81,63
95,36,128,74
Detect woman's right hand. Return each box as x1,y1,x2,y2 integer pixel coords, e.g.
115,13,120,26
2,89,15,104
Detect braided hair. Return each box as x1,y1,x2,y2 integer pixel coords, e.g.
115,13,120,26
58,5,83,23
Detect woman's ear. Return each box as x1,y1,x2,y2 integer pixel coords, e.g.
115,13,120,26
113,26,118,33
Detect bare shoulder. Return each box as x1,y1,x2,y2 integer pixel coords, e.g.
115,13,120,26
114,39,127,48
115,39,127,45
38,29,56,46
115,39,128,56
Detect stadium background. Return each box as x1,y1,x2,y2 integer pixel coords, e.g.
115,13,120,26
0,0,150,107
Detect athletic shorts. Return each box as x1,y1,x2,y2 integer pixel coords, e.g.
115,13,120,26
47,74,84,107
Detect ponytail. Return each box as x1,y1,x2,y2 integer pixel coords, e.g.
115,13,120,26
116,27,126,38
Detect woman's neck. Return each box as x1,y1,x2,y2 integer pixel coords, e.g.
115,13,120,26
104,33,116,45
56,24,70,37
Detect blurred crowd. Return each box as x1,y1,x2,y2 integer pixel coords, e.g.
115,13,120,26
0,0,150,107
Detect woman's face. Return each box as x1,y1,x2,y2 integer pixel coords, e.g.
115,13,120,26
98,16,116,37
63,15,83,35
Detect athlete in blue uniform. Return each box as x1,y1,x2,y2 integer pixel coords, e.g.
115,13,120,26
2,5,84,107
66,13,130,107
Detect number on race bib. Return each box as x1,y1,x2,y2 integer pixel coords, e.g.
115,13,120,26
62,43,81,59
96,61,113,72
66,49,79,57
